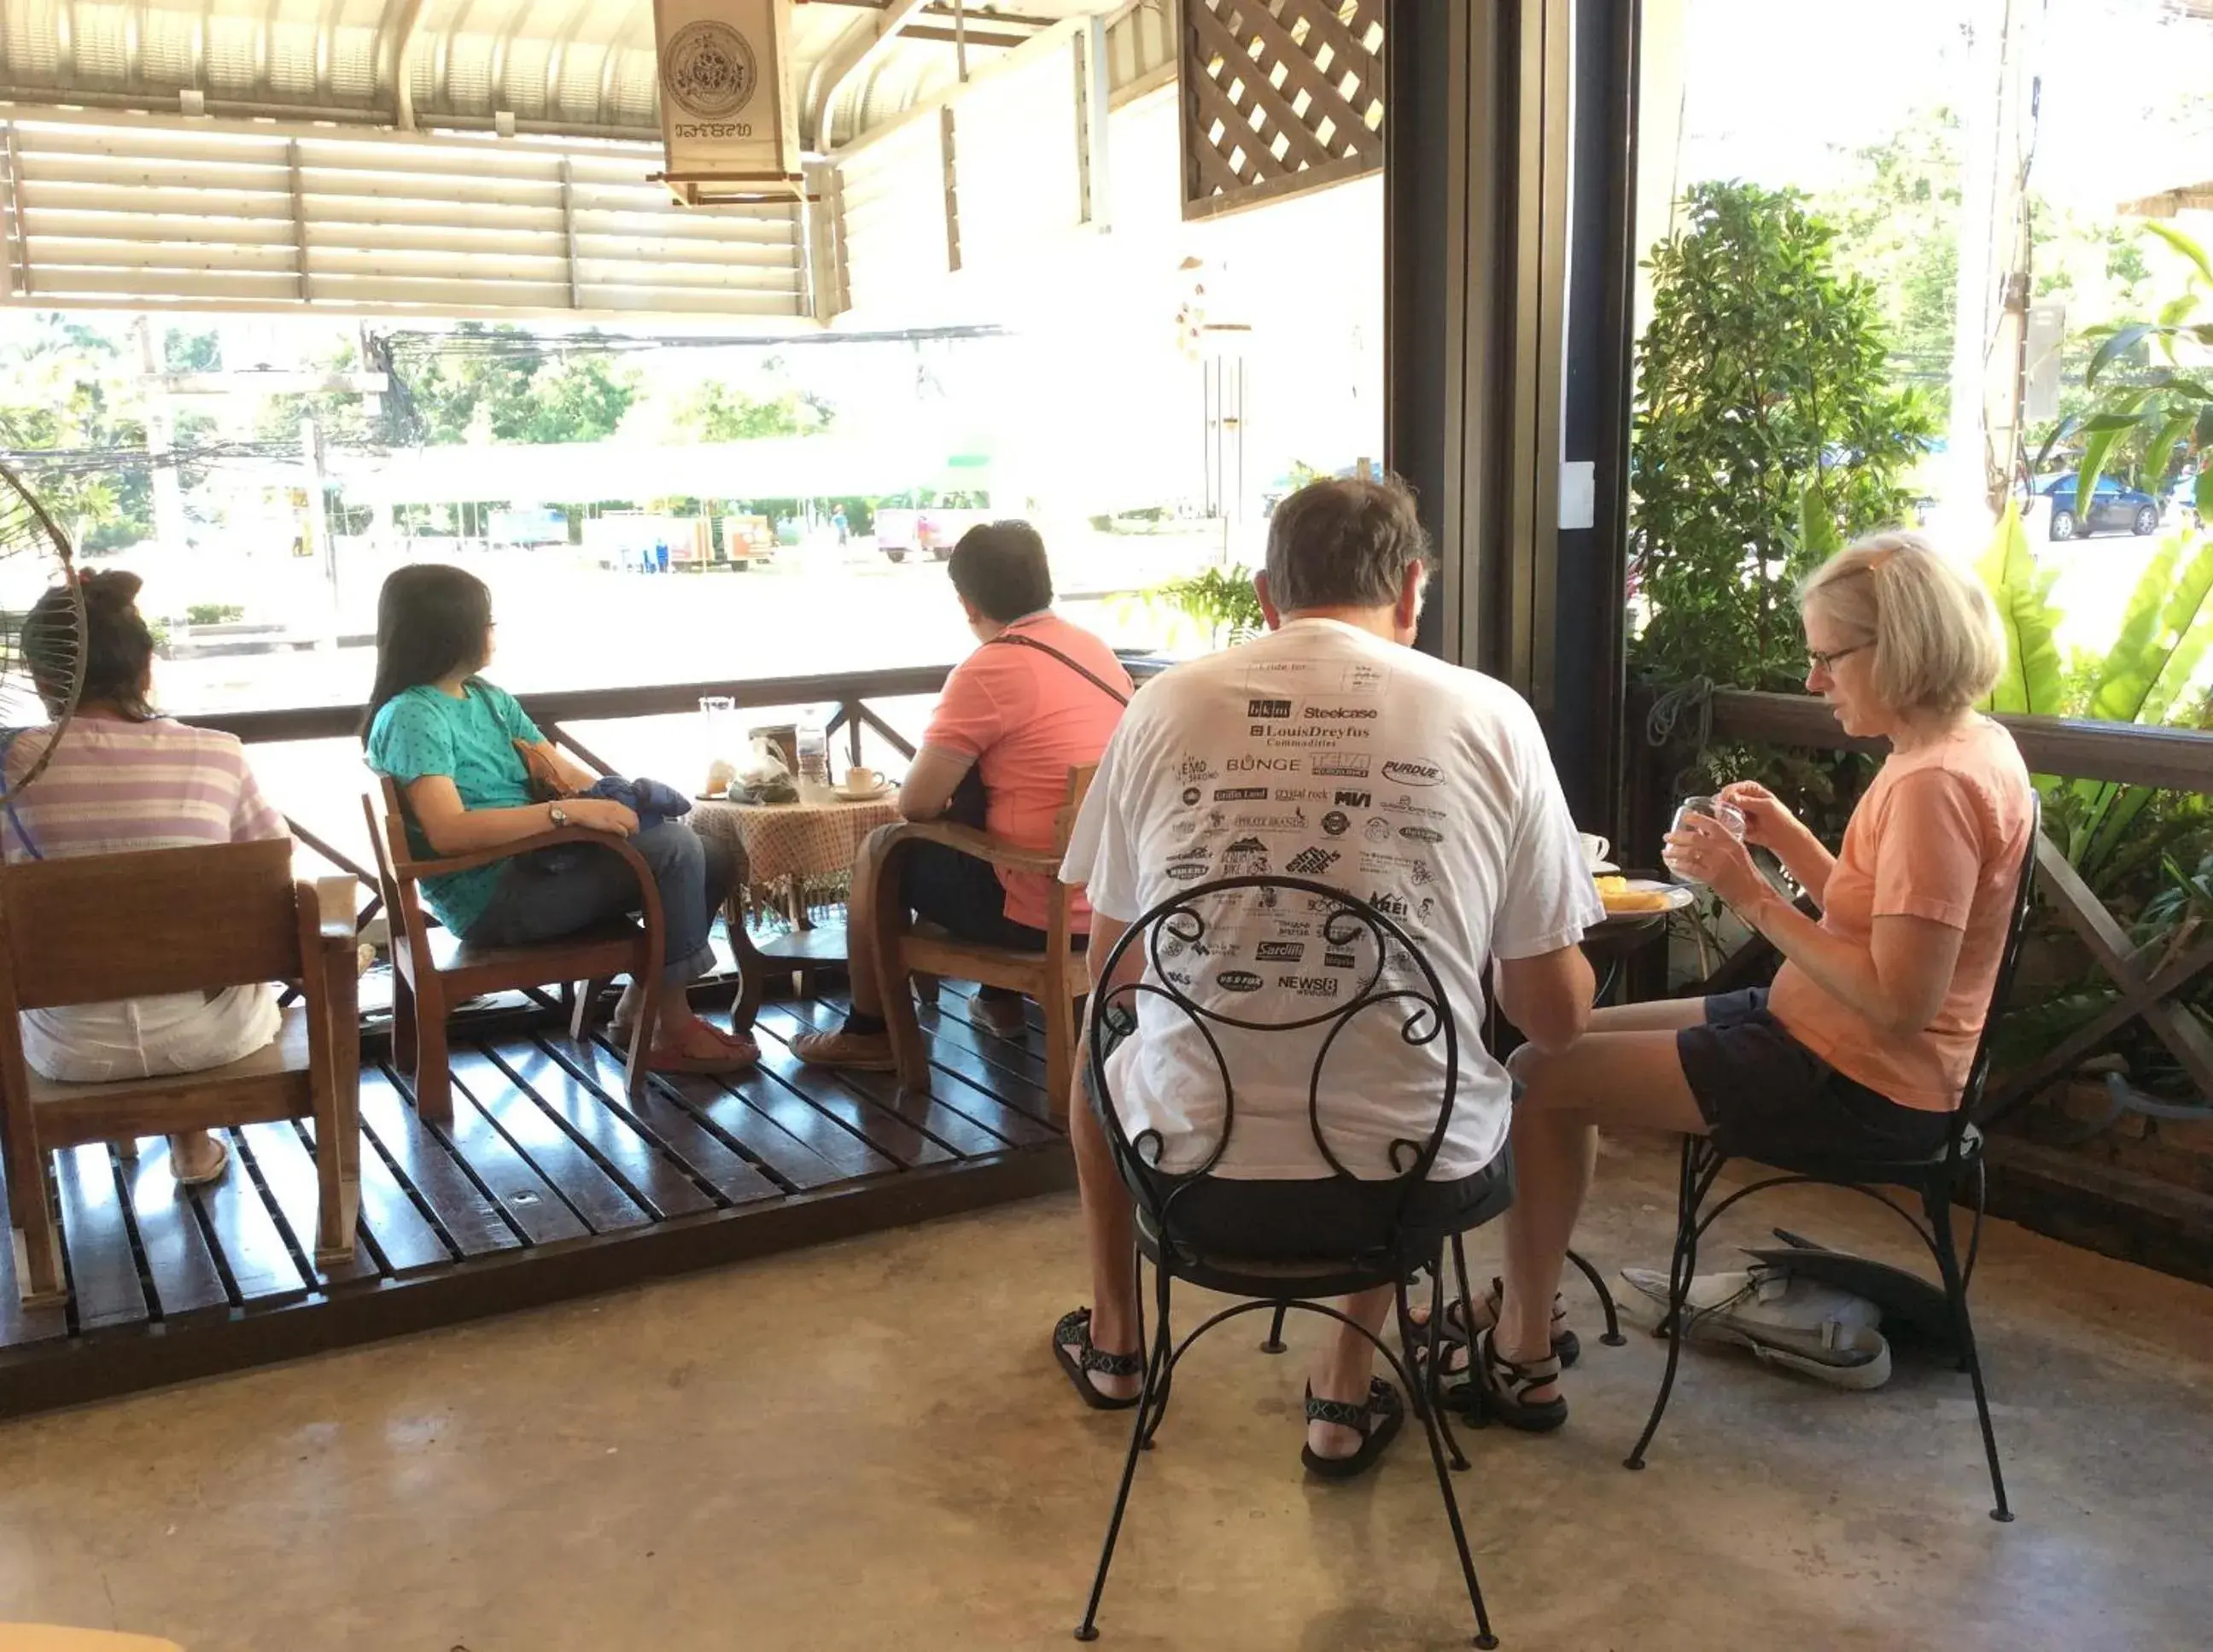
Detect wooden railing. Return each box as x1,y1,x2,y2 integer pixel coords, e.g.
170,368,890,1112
183,661,1170,939
1625,686,2213,1121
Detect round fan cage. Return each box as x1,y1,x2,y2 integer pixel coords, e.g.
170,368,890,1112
0,457,85,803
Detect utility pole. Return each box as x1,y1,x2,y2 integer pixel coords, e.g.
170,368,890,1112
136,317,191,559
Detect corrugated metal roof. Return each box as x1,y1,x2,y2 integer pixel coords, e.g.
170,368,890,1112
0,0,1130,144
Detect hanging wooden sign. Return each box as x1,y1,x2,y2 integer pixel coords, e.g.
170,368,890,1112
651,0,806,205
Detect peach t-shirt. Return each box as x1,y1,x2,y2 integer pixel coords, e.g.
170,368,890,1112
1767,716,2034,1112
922,612,1130,931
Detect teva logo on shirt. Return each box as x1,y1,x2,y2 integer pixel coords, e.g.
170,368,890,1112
1312,756,1370,778
1215,969,1264,993
1247,698,1293,720
1334,790,1371,808
1284,846,1340,875
1381,759,1443,787
1255,941,1305,962
1280,974,1340,998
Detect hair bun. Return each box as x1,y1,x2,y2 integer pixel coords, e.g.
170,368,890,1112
79,569,144,612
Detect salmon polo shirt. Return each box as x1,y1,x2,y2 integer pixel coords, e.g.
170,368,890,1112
920,611,1131,932
1767,715,2035,1112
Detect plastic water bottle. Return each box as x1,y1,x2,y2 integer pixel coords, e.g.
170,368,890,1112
797,714,829,796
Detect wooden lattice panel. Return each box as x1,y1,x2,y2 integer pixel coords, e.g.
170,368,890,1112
1179,0,1384,221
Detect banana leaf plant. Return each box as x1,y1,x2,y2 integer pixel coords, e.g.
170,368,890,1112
2073,222,2213,523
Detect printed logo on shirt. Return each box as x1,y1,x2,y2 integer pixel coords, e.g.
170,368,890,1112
1222,837,1270,874
1171,816,1199,839
1312,755,1371,778
1409,861,1435,886
1255,941,1305,963
1323,949,1358,970
1363,818,1393,844
1263,723,1373,748
1247,698,1293,721
1177,755,1212,785
1368,890,1411,919
1182,786,1202,807
1164,968,1195,988
1398,825,1444,844
1361,850,1423,876
1300,704,1379,721
1380,793,1445,820
1245,658,1389,698
1166,853,1210,882
1271,919,1315,939
1235,809,1309,832
1321,810,1350,838
1279,973,1341,999
1381,758,1444,787
1334,790,1372,808
1215,969,1264,994
1213,785,1268,803
1284,846,1341,876
1275,786,1323,803
1227,755,1302,773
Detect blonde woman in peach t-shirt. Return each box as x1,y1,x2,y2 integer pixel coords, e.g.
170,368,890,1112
1453,532,2035,1433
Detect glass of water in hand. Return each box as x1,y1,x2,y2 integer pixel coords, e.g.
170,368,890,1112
1664,795,1747,885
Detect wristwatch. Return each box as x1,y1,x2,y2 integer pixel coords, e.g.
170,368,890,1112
549,803,570,828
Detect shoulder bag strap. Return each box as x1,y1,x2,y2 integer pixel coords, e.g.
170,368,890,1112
984,631,1131,706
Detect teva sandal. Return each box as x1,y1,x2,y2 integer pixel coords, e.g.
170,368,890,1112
1422,1275,1579,1369
1472,1326,1568,1433
1301,1377,1405,1480
171,1133,231,1188
1054,1308,1144,1410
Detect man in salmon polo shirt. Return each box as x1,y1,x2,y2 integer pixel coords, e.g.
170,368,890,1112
793,521,1131,1069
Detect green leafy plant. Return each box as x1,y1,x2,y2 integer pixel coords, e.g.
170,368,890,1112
1631,181,1938,692
2068,221,2213,521
1144,565,1263,651
184,603,244,627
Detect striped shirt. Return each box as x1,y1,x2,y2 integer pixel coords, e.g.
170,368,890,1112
3,716,288,1083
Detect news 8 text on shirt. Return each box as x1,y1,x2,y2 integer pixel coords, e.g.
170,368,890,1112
1060,618,1603,1182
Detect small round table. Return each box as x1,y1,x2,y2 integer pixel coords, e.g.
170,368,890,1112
690,791,903,1029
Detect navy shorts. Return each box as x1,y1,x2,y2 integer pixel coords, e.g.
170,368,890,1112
1675,989,1953,1164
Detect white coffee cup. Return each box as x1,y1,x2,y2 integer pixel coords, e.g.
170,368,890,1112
844,766,881,794
1579,832,1612,869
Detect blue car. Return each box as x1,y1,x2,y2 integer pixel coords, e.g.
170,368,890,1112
2032,473,2162,541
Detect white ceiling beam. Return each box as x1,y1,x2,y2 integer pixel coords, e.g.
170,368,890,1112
382,0,430,131
805,0,932,151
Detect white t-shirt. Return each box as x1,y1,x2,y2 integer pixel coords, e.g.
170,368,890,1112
1060,618,1602,1181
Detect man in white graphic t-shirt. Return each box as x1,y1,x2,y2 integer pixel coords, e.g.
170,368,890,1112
1051,476,1601,1475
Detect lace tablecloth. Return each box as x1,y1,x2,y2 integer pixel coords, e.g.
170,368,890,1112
690,794,901,923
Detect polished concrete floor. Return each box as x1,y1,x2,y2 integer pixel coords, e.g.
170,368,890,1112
2,1134,2210,1652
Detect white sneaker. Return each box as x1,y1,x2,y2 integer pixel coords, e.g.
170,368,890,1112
1618,1263,1893,1390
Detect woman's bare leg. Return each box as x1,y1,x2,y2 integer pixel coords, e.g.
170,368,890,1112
1497,1029,1708,1401
1585,997,1712,1034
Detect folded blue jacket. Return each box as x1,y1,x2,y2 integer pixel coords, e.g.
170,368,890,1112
581,774,692,832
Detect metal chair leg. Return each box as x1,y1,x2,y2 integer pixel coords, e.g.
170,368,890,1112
1927,1184,2013,1523
1564,1246,1626,1347
1393,1281,1498,1649
1075,1274,1175,1642
1626,1137,1709,1472
1259,1301,1288,1353
1421,1248,1471,1471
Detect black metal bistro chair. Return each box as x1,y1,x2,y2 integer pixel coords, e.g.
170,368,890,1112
1073,876,1512,1648
1625,797,2042,1522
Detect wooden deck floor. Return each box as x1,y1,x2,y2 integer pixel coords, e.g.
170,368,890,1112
0,984,1071,1416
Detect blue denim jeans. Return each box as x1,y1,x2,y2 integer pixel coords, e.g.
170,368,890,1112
464,820,739,986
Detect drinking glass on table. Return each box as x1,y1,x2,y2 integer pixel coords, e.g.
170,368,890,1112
1663,795,1747,885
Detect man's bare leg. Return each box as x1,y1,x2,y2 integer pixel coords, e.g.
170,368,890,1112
1306,1284,1395,1458
1068,1061,1142,1400
1495,1026,1707,1403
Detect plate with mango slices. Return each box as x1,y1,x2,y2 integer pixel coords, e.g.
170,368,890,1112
1594,875,1693,915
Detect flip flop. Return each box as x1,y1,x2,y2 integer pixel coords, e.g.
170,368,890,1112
1301,1377,1405,1480
1053,1307,1144,1410
647,1028,759,1075
172,1134,231,1188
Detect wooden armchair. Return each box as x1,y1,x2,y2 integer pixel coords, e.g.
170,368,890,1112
0,838,359,1308
362,775,663,1123
870,765,1095,1117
